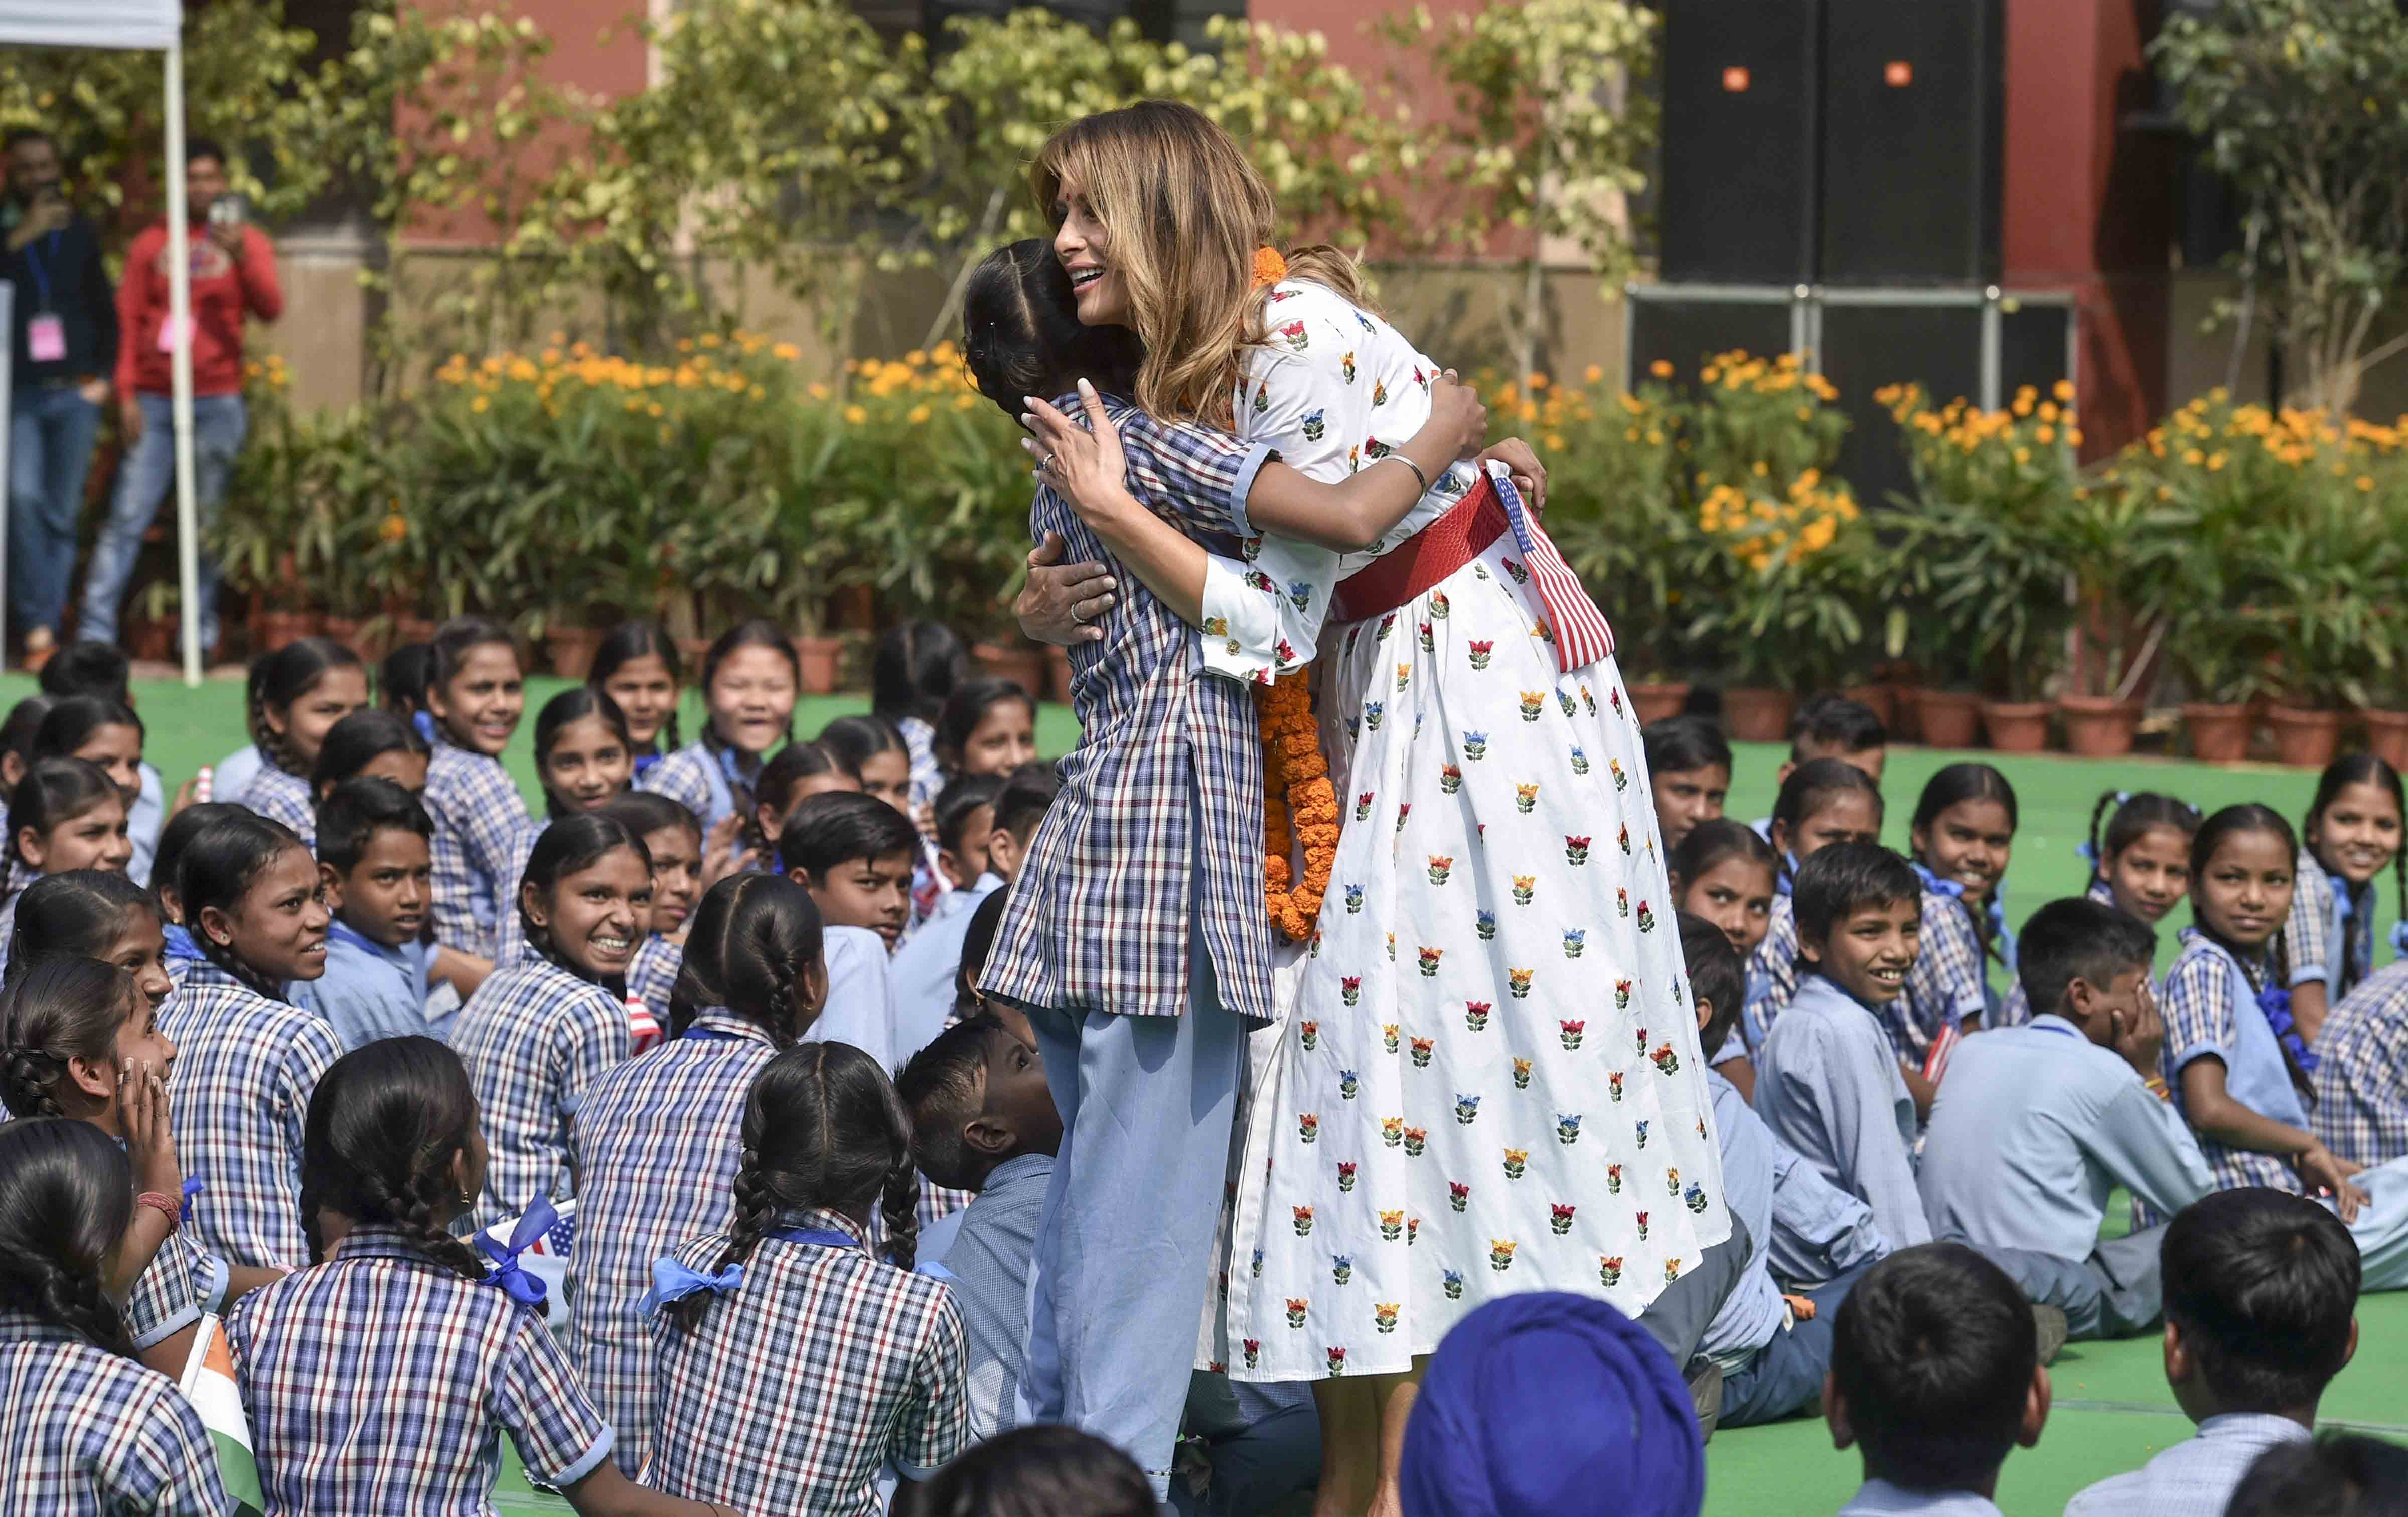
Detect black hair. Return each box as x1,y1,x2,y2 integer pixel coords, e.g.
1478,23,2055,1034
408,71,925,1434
961,238,1145,422
672,1042,919,1328
246,637,365,777
780,792,921,882
0,695,56,802
1911,762,2019,842
872,621,972,731
2191,803,2302,963
935,678,1036,772
297,1037,491,1283
178,813,312,999
151,803,248,923
1667,817,1778,893
310,708,432,800
3,127,55,155
32,696,143,762
517,814,649,974
7,757,123,879
2303,753,2408,949
1831,1243,2037,1493
2224,1433,2408,1517
316,777,434,877
667,873,824,1045
598,791,701,851
895,1014,1015,1192
749,742,847,857
378,642,434,716
1793,840,1921,948
587,620,685,753
934,774,1005,858
426,617,522,743
0,1118,137,1357
532,686,633,821
991,762,1060,845
2162,1187,2358,1414
1641,713,1733,779
892,1424,1155,1517
956,884,1013,1017
2014,897,2156,1022
697,620,801,758
37,640,130,705
1788,692,1888,761
817,713,909,780
185,136,228,169
1770,756,1885,861
1677,910,1745,1061
0,956,145,1117
7,871,160,987
2087,790,2202,883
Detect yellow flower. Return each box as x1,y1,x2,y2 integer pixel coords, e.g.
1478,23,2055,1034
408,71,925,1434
2035,425,2055,444
908,404,932,424
773,342,801,362
2053,379,2075,403
379,513,408,544
2358,475,2376,491
1545,433,1564,450
470,395,489,413
1649,359,1674,379
1584,364,1605,384
844,404,868,425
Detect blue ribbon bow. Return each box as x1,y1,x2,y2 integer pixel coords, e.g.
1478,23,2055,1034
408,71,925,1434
477,1197,558,1309
2391,919,2408,958
179,1177,203,1224
2256,984,2320,1076
638,1255,745,1319
1912,861,2016,966
410,710,439,746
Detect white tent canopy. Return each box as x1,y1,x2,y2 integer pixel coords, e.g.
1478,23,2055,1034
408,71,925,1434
0,0,206,683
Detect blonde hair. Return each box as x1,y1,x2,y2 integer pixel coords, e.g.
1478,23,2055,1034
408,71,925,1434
1031,100,1370,427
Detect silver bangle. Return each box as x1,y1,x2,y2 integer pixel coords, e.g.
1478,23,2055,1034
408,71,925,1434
1385,452,1431,496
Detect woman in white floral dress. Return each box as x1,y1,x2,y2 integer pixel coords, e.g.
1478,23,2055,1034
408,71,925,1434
1026,101,1728,1514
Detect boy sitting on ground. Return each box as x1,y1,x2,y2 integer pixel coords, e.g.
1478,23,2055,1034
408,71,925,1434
781,791,917,1067
303,777,442,1047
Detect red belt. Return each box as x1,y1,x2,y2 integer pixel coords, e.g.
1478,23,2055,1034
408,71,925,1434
1331,474,1507,625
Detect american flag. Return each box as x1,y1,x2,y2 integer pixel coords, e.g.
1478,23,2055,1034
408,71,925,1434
1494,470,1615,675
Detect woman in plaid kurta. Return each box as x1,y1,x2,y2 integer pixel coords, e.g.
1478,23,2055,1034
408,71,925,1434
420,621,530,966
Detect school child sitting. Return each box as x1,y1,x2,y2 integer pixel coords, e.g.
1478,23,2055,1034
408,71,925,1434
587,622,684,780
0,756,135,980
229,1037,720,1515
417,618,530,970
0,1120,234,1514
646,1043,970,1513
2224,1434,2408,1517
2312,959,2408,1168
638,620,798,835
1746,694,1888,839
871,621,972,819
1918,896,2213,1339
1754,842,1933,1253
308,708,430,805
2062,1188,2356,1515
889,774,1004,1062
1679,913,1885,1430
892,1425,1153,1517
38,641,166,885
148,802,248,982
2279,754,2404,1044
232,638,370,850
1894,765,2016,1097
1996,790,2198,1026
1641,714,1732,852
1741,760,1885,1055
599,792,705,1033
748,741,858,866
301,778,441,1049
568,873,826,1477
1827,1244,2050,1517
894,1014,1063,1440
781,792,917,1069
1671,819,1778,1099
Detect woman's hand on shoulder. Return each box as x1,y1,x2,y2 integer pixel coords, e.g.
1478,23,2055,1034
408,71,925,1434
1024,380,1137,533
1016,533,1114,647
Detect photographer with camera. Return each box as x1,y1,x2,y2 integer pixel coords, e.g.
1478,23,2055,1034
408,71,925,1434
80,136,281,660
3,128,117,668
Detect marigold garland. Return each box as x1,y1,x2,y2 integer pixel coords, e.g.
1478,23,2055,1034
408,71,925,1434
1251,246,1290,291
1260,671,1336,942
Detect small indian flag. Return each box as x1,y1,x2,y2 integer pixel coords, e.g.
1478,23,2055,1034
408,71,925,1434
179,1313,264,1516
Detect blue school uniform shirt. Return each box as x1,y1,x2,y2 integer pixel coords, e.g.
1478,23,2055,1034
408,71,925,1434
124,1229,230,1353
2314,959,2408,1166
297,918,438,1049
2159,928,2312,1205
1838,1480,2002,1516
817,925,898,1070
2282,846,2377,999
0,1313,235,1516
1741,892,1800,1056
448,957,631,1233
1754,973,1931,1252
128,761,162,888
932,1151,1052,1441
637,737,746,834
2062,1412,2311,1517
422,736,529,963
1918,1014,2214,1262
890,872,1003,1067
209,744,263,809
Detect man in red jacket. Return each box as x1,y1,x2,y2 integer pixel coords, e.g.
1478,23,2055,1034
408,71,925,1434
79,137,281,656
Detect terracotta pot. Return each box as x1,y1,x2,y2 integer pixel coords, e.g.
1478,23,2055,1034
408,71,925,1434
1839,684,1896,728
1722,687,1797,744
2056,695,2142,758
1912,688,1984,749
1627,682,1691,727
973,640,1047,696
1980,700,2052,753
394,616,436,648
545,624,609,681
254,609,321,655
2267,704,2344,769
2363,709,2408,772
125,615,176,664
1884,682,1922,743
791,634,843,696
2182,702,2253,764
832,584,877,632
1046,645,1076,705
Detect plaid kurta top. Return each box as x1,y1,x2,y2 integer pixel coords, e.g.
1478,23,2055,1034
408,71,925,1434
228,1229,616,1509
637,741,745,834
124,1230,229,1352
626,934,681,1029
2281,848,2375,997
158,960,343,1269
0,1314,234,1516
423,737,530,963
448,957,631,1233
649,1209,969,1513
2313,958,2408,1167
981,399,1278,1022
1888,887,1990,1066
235,762,316,853
491,818,544,969
1741,892,1800,1054
2158,929,2305,1200
565,1010,777,1474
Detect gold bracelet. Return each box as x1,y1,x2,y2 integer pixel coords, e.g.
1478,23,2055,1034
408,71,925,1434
1384,452,1430,496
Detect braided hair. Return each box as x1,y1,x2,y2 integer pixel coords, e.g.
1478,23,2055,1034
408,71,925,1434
588,621,685,755
177,813,312,1001
516,814,650,976
377,642,434,717
297,1037,491,1282
2086,790,2201,884
671,1042,917,1329
6,871,159,987
666,873,825,1043
0,1118,138,1357
0,957,142,1119
0,695,57,805
244,637,366,778
2191,804,2314,1094
871,621,970,732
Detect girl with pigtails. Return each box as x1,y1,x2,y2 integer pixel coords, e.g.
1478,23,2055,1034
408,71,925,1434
646,1042,968,1513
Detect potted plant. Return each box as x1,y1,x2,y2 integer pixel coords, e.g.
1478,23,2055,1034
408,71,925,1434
2251,492,2396,768
2051,467,2183,756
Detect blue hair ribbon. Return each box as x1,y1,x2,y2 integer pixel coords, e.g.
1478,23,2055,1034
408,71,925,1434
477,1197,559,1309
410,710,439,746
2256,984,2320,1076
639,1255,745,1319
179,1177,203,1224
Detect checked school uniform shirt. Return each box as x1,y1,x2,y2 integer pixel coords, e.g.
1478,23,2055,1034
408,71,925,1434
2158,929,2309,1205
1887,884,1990,1068
423,736,529,963
235,762,316,852
228,1229,617,1510
449,957,631,1234
638,739,749,834
565,1009,779,1475
158,960,344,1269
0,1314,234,1516
125,1231,230,1352
982,397,1279,1023
649,1208,969,1514
2313,958,2408,1167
